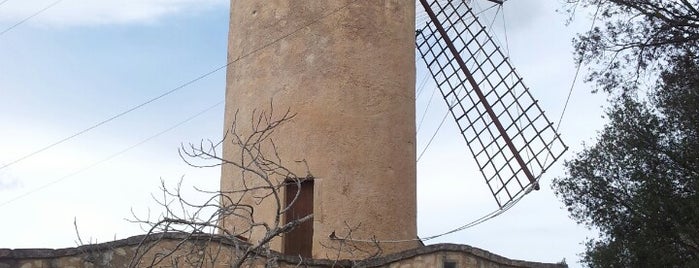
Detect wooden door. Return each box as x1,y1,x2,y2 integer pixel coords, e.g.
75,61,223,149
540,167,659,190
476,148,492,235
283,180,313,257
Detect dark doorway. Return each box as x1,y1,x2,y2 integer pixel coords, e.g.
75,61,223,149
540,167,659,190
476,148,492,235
283,180,314,257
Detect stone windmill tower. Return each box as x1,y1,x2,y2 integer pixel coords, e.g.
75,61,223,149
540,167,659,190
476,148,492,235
220,0,567,260
220,1,418,259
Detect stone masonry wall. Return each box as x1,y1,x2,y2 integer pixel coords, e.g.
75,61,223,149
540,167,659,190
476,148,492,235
0,233,567,268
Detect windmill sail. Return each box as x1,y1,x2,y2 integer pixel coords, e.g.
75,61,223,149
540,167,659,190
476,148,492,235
416,0,568,208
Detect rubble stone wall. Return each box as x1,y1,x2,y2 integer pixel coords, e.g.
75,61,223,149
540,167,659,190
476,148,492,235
0,233,566,268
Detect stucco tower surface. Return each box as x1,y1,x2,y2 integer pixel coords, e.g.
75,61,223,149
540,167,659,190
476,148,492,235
221,0,417,258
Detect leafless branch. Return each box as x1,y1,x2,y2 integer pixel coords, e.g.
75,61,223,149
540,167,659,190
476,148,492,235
125,107,326,267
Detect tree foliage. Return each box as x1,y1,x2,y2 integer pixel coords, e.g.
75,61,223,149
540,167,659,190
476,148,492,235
553,69,699,266
564,0,699,93
553,0,699,267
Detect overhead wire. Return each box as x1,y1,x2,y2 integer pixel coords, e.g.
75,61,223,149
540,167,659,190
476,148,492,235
0,0,63,37
414,1,444,137
501,6,510,56
541,3,601,170
419,183,532,241
555,5,601,132
472,1,514,203
416,84,438,133
0,0,358,172
0,101,224,208
416,108,450,162
0,0,11,8
342,182,535,244
497,4,536,179
0,64,226,171
415,71,430,98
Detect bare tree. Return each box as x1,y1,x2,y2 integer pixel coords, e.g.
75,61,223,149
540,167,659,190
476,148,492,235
563,0,699,93
127,107,316,267
323,222,383,267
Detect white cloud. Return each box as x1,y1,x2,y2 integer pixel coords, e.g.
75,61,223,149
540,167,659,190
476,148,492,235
0,0,227,27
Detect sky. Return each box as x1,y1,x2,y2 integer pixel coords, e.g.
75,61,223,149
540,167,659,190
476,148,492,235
0,0,606,267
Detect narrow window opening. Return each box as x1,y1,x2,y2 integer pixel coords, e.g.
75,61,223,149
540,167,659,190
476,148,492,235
443,260,457,268
283,179,314,257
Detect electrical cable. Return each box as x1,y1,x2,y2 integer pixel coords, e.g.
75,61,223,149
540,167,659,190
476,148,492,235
0,0,11,8
416,84,438,133
499,5,536,176
0,65,227,171
0,0,358,172
501,7,510,57
340,183,534,244
0,101,223,208
416,109,450,162
0,0,63,37
415,72,433,134
415,72,430,98
555,5,601,132
541,4,601,169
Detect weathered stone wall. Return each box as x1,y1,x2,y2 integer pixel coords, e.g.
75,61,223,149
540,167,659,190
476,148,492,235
221,0,418,259
0,233,566,268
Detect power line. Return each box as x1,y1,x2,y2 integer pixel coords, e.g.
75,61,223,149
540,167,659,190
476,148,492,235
0,64,225,171
416,85,438,133
555,5,601,132
415,71,430,98
0,0,358,171
0,0,11,8
0,0,63,37
541,4,601,170
416,109,450,162
415,72,433,135
341,183,534,244
501,6,510,57
0,101,223,208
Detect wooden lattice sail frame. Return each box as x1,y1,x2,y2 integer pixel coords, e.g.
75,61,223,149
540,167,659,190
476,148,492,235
416,0,568,208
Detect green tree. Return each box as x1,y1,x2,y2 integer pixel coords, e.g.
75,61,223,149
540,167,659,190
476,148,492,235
553,0,699,267
553,54,699,266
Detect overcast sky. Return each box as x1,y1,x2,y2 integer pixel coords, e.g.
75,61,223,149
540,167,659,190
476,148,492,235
0,1,605,267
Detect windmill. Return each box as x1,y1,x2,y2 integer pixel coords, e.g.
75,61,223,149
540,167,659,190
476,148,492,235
415,0,567,208
0,0,571,264
221,0,567,259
